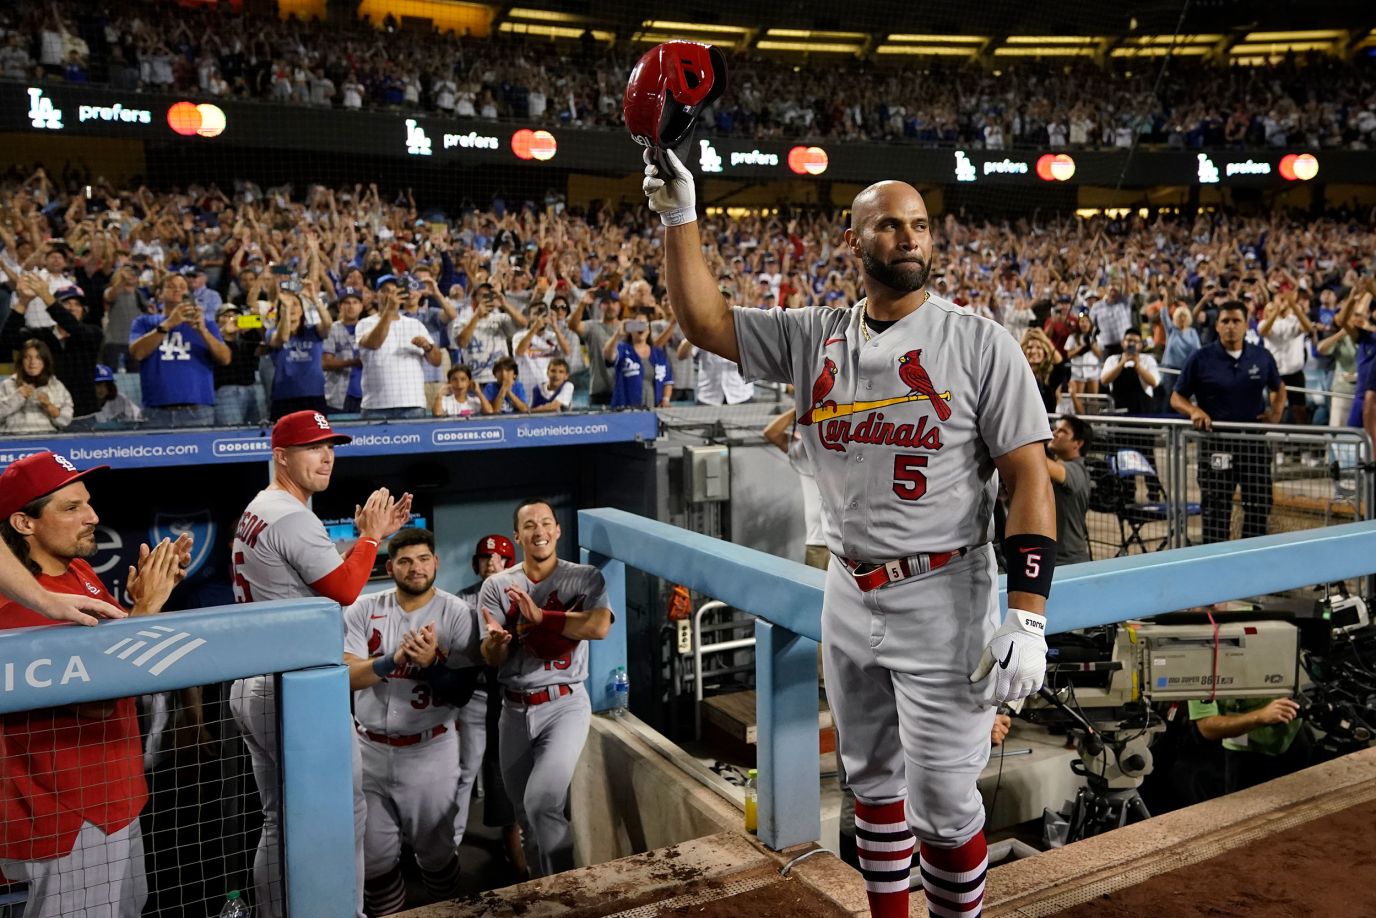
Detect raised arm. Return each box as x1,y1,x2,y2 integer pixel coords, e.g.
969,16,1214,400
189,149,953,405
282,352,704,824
644,150,739,362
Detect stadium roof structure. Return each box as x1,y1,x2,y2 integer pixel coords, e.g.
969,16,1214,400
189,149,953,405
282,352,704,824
491,0,1376,62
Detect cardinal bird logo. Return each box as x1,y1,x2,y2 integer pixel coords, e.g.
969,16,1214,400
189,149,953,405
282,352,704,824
897,350,952,421
810,358,839,411
368,628,382,656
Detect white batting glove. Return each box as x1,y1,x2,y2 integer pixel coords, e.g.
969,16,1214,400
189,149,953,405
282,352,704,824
969,608,1047,706
642,147,696,227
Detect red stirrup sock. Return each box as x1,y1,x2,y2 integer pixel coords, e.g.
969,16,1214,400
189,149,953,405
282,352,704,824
919,833,988,918
853,799,914,918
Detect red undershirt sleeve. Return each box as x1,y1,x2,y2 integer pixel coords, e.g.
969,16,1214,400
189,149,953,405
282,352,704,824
309,539,379,605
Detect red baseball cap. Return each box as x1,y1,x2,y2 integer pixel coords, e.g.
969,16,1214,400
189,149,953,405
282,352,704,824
472,533,516,573
271,411,353,450
0,451,108,518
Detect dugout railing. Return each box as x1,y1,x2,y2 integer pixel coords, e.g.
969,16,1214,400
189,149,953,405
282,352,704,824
0,598,355,918
578,508,1376,850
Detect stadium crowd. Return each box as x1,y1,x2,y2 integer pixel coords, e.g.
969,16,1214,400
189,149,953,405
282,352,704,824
3,0,1376,149
0,171,1374,433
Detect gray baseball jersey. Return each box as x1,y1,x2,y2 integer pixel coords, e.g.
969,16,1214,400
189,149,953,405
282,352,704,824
343,588,482,735
478,560,610,692
231,489,342,603
734,296,1050,561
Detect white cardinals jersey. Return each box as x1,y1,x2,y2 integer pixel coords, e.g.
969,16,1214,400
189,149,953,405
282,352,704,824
733,296,1050,561
344,588,482,735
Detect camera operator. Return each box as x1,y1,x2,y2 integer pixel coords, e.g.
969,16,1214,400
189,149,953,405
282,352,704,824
1188,696,1311,794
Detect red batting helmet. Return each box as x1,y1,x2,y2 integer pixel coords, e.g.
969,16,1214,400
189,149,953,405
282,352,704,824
623,41,727,149
473,534,516,574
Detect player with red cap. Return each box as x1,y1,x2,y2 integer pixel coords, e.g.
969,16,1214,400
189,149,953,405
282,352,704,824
0,451,187,917
453,533,524,874
229,411,412,918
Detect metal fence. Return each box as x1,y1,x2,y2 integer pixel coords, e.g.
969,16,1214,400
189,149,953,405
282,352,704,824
1072,416,1372,560
0,600,354,918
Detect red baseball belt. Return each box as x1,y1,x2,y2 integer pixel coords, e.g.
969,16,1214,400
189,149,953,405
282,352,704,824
840,547,968,592
359,723,448,748
506,683,574,706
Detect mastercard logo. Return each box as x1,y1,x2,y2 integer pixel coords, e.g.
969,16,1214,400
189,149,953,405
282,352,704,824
1035,153,1076,182
511,129,557,161
167,102,226,138
1278,153,1319,182
787,146,829,176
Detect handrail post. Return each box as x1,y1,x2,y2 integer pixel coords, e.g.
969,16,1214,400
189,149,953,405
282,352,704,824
582,548,627,713
754,619,822,849
281,665,357,918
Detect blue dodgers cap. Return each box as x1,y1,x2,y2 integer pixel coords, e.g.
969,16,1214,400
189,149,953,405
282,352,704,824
374,274,399,291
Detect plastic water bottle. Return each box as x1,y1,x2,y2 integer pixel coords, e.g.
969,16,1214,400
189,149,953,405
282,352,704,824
218,890,250,917
743,768,758,834
610,667,630,717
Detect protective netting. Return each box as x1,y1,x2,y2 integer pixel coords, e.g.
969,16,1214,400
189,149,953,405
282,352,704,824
1,680,267,918
0,0,1372,434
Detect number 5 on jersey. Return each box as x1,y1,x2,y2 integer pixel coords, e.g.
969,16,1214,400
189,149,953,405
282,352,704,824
893,454,928,501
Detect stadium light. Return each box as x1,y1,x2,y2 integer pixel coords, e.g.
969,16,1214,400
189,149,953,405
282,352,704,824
641,20,751,35
1122,34,1224,45
1110,46,1211,57
1003,35,1101,45
876,45,981,57
1228,41,1338,56
507,7,587,23
765,28,867,41
755,40,864,54
1242,30,1346,42
498,23,613,41
886,34,987,44
993,47,1098,57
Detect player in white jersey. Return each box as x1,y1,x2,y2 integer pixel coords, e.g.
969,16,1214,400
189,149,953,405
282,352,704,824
455,534,528,879
644,155,1056,918
478,499,613,878
229,410,411,918
343,528,483,915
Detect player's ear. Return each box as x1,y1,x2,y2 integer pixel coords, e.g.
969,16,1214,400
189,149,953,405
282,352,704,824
8,511,36,537
385,559,394,577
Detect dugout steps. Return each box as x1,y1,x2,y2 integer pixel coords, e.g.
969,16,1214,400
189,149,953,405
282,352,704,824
399,741,1376,917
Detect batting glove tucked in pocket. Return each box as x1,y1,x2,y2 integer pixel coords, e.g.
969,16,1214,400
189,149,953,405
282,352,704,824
969,608,1047,705
642,147,697,227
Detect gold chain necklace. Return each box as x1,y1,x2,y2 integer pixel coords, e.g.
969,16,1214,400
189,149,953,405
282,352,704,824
860,291,930,343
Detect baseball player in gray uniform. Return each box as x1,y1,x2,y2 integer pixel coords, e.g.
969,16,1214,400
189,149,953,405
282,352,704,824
478,499,613,879
343,528,482,915
644,155,1056,918
229,410,412,918
455,534,526,877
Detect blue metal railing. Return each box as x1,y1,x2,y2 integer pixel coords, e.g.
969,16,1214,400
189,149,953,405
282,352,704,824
0,599,355,918
577,509,1376,849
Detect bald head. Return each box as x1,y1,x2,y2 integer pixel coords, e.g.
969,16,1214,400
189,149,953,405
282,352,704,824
851,181,927,233
845,181,933,300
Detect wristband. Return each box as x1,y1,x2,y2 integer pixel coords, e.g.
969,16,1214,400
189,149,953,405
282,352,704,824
372,655,397,678
1003,533,1057,598
659,208,697,228
538,609,567,635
